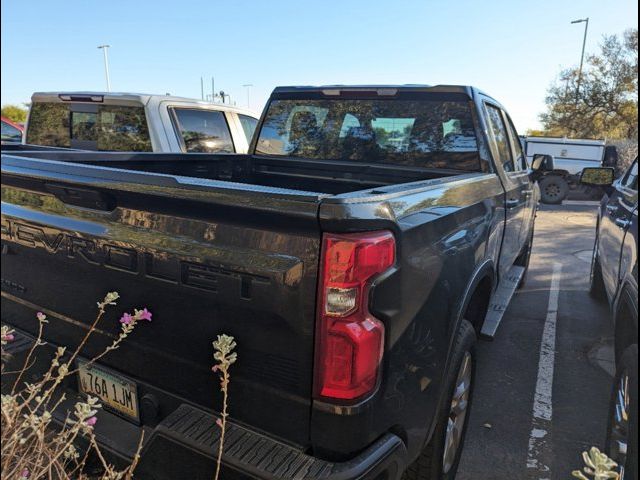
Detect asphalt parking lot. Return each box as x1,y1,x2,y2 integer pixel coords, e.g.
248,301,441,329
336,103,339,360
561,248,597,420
458,201,615,480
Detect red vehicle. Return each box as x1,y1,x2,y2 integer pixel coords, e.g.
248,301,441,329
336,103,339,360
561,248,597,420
1,116,24,143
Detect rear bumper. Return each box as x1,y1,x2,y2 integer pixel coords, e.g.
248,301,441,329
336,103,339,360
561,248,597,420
62,401,407,480
3,327,407,480
136,404,407,480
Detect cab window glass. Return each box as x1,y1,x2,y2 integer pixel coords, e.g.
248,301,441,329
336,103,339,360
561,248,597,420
26,103,71,147
484,104,513,172
1,121,22,142
621,159,638,191
97,106,152,151
173,109,234,153
27,103,151,151
238,114,258,143
71,112,97,141
255,98,481,171
505,116,527,171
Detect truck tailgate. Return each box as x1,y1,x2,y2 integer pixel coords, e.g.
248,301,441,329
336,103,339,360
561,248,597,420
1,155,323,447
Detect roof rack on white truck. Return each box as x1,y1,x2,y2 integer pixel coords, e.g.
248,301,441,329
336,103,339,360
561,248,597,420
24,92,260,154
522,136,618,204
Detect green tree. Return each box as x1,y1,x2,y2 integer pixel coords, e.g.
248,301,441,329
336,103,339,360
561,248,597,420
540,28,638,140
525,129,546,137
1,104,28,123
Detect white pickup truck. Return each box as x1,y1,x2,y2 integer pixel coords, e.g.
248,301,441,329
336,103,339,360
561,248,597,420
23,92,260,153
522,136,618,204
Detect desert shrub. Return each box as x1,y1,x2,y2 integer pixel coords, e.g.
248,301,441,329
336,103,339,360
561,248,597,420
1,292,150,480
2,292,238,480
572,447,621,480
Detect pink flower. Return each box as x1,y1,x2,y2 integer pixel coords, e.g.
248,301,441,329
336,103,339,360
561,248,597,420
212,365,219,373
36,312,46,321
3,334,14,342
216,418,223,428
137,308,152,322
20,468,30,478
85,416,97,426
119,313,134,325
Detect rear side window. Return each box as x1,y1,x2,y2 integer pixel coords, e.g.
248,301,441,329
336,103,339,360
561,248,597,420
238,114,258,142
27,103,152,151
172,109,234,153
484,104,514,172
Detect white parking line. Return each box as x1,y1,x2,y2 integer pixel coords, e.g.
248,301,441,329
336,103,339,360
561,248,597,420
526,262,562,477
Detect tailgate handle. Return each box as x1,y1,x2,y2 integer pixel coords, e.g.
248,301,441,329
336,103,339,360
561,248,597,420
45,184,116,211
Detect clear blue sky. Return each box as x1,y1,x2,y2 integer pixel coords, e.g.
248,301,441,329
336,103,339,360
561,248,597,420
1,0,637,131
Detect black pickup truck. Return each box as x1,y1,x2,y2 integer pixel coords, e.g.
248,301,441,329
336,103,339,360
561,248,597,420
1,85,547,480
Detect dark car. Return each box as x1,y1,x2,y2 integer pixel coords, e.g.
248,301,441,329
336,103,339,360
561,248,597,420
1,116,24,143
582,158,638,479
1,85,549,480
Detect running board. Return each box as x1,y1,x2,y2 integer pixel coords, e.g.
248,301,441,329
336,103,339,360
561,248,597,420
480,265,525,339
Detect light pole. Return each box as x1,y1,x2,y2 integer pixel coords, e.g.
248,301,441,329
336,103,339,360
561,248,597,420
570,18,589,99
242,84,253,109
97,45,112,92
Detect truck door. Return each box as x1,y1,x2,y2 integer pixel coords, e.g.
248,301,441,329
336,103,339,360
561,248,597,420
599,159,638,299
483,102,527,279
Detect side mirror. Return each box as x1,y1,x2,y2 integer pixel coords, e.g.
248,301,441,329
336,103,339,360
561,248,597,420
531,154,555,172
580,167,615,186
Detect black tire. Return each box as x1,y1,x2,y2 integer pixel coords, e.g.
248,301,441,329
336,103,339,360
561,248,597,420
402,320,477,480
589,235,607,302
539,175,569,205
606,344,638,480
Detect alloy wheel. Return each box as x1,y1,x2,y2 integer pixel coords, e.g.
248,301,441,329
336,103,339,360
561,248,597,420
442,351,473,474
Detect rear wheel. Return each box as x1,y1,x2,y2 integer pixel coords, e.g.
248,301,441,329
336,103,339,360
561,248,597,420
539,175,569,204
606,345,638,480
402,320,476,480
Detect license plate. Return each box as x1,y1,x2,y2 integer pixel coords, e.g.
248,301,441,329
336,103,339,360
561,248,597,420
77,360,139,422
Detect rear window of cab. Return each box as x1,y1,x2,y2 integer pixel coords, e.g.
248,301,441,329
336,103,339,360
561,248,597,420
26,102,152,151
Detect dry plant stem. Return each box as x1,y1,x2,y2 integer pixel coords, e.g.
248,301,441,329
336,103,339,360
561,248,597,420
211,334,237,480
32,306,107,416
214,368,230,480
125,430,146,480
2,358,37,376
65,306,107,370
67,327,130,377
11,317,45,394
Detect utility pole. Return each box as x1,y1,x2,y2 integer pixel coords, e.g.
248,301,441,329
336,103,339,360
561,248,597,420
242,84,253,109
201,77,204,100
97,45,111,92
211,77,215,103
571,17,589,99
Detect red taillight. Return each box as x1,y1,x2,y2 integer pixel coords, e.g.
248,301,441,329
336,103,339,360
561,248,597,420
315,231,395,401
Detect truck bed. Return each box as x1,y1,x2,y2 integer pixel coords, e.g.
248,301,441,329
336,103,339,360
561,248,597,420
2,147,465,196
